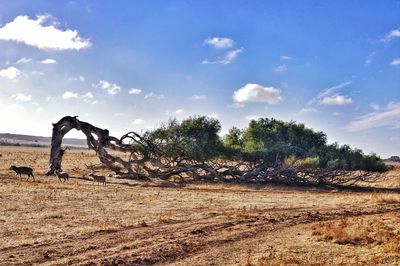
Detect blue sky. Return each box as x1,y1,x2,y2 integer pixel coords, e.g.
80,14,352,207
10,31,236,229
0,1,399,157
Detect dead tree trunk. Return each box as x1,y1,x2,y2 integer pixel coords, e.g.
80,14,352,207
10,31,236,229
46,116,384,186
46,116,124,175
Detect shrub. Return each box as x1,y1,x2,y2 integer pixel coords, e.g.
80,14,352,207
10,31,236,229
286,156,320,169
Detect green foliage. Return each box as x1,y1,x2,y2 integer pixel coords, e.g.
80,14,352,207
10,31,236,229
326,159,340,169
223,117,387,172
319,143,388,172
149,116,387,172
363,154,388,172
150,116,223,161
286,156,320,169
223,127,243,150
236,118,327,164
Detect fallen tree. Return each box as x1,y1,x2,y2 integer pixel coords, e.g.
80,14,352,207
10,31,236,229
47,116,384,186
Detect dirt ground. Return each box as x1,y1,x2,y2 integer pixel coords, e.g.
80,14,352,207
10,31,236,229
0,146,399,265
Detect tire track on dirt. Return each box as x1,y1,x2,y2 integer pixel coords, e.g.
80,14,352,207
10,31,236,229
2,204,398,266
93,204,400,266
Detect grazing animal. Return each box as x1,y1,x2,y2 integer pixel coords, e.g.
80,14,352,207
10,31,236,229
89,173,106,186
10,165,35,181
54,170,69,182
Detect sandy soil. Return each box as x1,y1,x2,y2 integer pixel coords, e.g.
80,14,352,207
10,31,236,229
0,146,399,265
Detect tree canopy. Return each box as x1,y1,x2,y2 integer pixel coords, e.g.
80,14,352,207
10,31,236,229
49,116,387,187
150,116,387,172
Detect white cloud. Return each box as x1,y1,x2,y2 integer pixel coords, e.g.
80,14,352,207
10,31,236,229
321,95,353,106
315,81,353,106
62,91,94,101
7,103,25,111
281,55,292,60
0,66,21,79
175,109,184,115
345,102,400,132
382,28,400,43
202,48,244,65
299,108,317,114
30,70,44,75
273,64,287,73
191,95,207,100
369,103,380,111
318,81,352,98
41,58,57,64
82,92,93,99
36,107,43,113
11,93,32,102
224,49,244,63
132,118,145,125
94,80,121,95
233,83,283,105
204,37,234,49
391,58,400,66
128,88,142,95
16,57,32,64
364,52,375,66
69,75,85,82
209,112,219,119
144,92,164,100
0,14,91,50
62,91,79,99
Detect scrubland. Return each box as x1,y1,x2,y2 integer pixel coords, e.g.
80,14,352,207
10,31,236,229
0,146,399,265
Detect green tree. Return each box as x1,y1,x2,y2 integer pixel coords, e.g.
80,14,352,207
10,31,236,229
150,116,223,161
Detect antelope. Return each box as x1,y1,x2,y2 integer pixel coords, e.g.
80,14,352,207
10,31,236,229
10,165,35,181
54,170,69,182
88,173,106,186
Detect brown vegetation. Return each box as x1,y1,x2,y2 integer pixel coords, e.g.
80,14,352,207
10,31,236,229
0,146,399,265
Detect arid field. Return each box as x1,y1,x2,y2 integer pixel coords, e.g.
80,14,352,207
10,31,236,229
0,146,399,265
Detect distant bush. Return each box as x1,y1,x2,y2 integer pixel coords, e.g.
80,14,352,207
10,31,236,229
326,159,340,169
222,117,387,172
286,156,320,169
363,154,388,172
148,116,387,172
149,116,224,162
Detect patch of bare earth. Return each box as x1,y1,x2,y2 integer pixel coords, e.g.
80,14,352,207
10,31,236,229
0,146,399,265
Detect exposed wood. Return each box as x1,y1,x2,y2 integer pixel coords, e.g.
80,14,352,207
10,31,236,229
47,116,383,186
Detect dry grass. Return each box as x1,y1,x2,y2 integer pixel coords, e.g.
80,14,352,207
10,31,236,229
371,192,400,203
0,146,399,265
371,162,400,188
312,215,400,252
